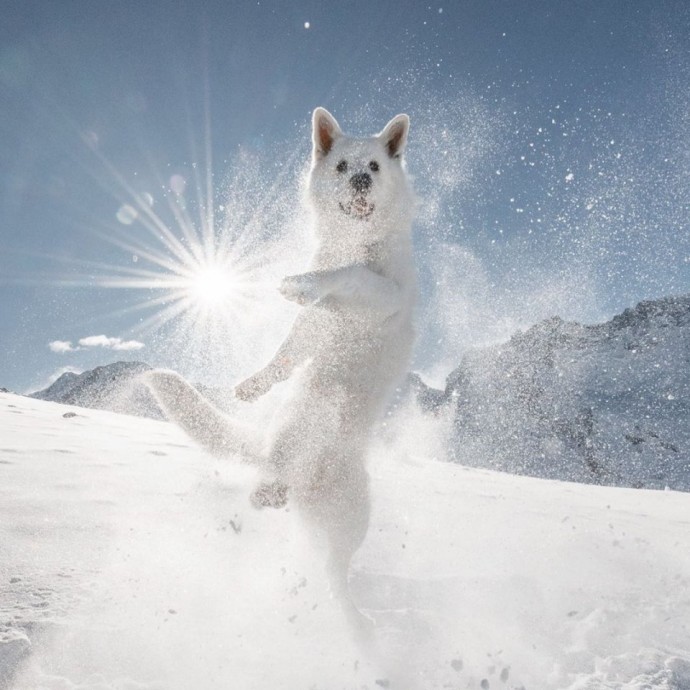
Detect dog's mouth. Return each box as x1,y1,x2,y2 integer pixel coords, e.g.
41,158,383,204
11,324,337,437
339,196,375,221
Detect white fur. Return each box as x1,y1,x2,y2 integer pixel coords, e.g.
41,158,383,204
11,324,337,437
144,108,416,624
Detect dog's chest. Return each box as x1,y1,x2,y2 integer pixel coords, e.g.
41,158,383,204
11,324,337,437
311,304,384,354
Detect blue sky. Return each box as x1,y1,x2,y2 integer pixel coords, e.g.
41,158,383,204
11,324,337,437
1,0,688,392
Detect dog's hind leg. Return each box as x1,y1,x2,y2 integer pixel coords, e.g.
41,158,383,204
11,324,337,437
143,370,265,463
309,458,373,637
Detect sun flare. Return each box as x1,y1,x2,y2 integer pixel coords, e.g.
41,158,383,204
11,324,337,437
188,264,237,306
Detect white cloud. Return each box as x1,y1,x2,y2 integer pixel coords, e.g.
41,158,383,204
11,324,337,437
48,335,145,354
48,340,77,353
78,335,145,351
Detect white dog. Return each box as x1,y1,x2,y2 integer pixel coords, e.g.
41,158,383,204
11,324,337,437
144,107,416,620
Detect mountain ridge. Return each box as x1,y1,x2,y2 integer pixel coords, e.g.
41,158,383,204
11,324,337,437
22,293,690,491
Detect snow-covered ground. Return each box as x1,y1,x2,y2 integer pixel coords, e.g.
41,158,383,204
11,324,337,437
1,391,689,690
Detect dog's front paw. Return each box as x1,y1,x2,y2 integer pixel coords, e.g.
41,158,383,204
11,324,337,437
279,273,322,306
235,373,271,402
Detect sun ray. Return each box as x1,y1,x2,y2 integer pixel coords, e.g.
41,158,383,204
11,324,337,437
82,138,198,268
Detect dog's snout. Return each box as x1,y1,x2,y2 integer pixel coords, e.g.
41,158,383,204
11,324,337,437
350,172,372,194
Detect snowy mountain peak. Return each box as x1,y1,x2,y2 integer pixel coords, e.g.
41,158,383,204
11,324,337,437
33,370,80,401
415,293,690,491
610,294,690,332
30,361,157,418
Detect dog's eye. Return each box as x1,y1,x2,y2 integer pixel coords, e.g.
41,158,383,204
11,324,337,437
336,160,348,173
369,160,380,172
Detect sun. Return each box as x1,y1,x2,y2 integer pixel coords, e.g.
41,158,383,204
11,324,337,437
188,264,236,306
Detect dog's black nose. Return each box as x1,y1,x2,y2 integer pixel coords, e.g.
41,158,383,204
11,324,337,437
350,172,372,194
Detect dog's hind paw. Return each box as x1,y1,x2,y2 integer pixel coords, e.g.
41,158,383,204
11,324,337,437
250,480,289,509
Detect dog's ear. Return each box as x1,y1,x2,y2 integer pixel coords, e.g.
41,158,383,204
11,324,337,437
312,107,342,160
379,114,409,159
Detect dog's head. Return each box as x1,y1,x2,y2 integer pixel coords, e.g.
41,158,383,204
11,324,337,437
307,108,411,231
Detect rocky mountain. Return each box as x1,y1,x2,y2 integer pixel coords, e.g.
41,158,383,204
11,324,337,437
412,294,690,491
30,361,163,419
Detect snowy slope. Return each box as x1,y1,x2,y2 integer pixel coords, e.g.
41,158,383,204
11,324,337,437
1,392,690,690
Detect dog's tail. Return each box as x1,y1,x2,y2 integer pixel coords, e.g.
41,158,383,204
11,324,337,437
143,370,264,464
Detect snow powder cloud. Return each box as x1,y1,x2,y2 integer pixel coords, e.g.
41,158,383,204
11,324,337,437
48,335,145,353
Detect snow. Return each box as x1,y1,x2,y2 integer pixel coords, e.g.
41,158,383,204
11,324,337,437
1,391,690,689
